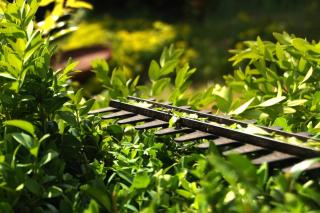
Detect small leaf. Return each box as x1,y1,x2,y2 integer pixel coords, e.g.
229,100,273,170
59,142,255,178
148,60,160,81
160,60,177,77
132,172,150,189
84,200,100,213
176,189,193,199
0,202,13,213
287,99,308,107
242,124,270,136
66,0,93,9
79,99,95,116
45,186,63,198
292,38,310,52
258,96,286,107
74,88,83,105
283,107,296,114
56,111,77,126
25,178,42,196
298,57,307,72
5,120,35,136
300,67,313,85
92,59,110,85
11,132,34,150
273,32,292,45
273,117,290,131
229,97,255,115
276,81,282,97
169,115,179,127
80,181,111,212
0,72,16,80
152,78,170,96
107,125,123,141
288,158,320,179
275,43,285,61
39,150,59,167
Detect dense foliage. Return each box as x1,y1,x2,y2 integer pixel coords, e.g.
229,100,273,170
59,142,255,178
1,1,320,212
226,33,320,137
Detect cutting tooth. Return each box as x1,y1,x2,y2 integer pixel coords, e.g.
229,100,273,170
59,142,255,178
117,115,152,125
252,151,298,167
223,144,267,155
101,111,134,119
175,131,217,142
135,120,168,130
155,127,192,136
88,107,118,114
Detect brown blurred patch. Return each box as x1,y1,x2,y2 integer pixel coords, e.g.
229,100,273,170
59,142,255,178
53,46,111,83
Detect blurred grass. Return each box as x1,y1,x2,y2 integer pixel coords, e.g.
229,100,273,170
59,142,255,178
60,0,320,85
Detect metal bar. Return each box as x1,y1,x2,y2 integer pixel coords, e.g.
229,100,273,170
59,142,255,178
110,99,320,158
127,96,317,141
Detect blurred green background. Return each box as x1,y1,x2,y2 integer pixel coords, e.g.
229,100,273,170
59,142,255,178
55,0,320,86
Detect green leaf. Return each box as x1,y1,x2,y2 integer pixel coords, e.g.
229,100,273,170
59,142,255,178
11,132,34,150
148,60,160,81
79,99,95,116
92,59,110,85
56,111,77,126
152,78,170,96
176,189,193,199
0,72,16,80
80,181,111,212
160,60,177,77
169,115,179,127
62,59,79,75
66,0,93,9
74,88,83,105
132,172,150,189
39,150,59,167
273,32,292,45
292,38,310,52
275,43,285,61
229,97,255,115
273,117,291,131
287,99,308,107
45,186,63,198
283,107,296,114
0,202,13,213
258,96,286,107
4,120,35,136
84,200,100,213
300,67,313,85
298,57,307,72
106,125,123,141
242,124,270,136
25,178,42,196
288,158,320,179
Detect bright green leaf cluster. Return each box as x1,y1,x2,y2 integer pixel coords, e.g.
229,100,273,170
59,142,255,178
226,32,320,133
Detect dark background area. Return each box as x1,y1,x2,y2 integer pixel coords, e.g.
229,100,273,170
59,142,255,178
52,0,320,85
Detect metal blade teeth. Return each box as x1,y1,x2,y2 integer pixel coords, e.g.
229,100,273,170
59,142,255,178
95,97,320,174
